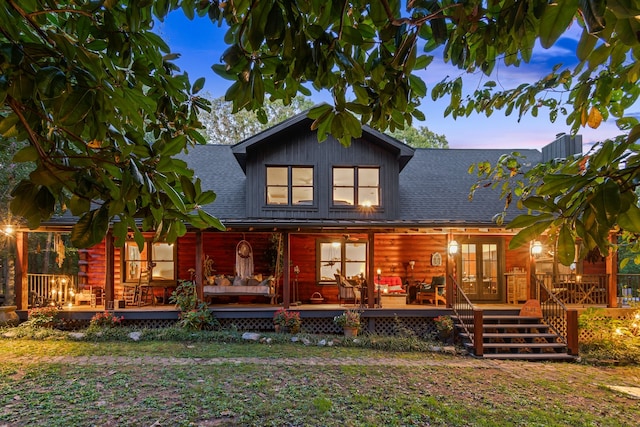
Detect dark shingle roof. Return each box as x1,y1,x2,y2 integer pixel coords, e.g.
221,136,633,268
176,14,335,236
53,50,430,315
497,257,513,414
178,145,246,219
399,148,541,224
181,144,541,227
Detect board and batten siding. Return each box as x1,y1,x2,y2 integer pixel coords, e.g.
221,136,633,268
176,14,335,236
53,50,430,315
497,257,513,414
244,129,400,220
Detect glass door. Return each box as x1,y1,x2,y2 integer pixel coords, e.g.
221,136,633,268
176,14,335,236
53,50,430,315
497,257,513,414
458,239,503,302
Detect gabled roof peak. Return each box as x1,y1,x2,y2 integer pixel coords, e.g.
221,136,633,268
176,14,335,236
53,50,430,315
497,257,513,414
231,105,415,172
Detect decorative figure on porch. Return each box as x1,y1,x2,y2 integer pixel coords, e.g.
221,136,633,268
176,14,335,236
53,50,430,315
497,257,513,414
203,255,216,285
236,240,254,279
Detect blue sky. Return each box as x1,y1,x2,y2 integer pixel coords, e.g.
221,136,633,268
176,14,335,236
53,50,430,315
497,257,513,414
156,12,624,151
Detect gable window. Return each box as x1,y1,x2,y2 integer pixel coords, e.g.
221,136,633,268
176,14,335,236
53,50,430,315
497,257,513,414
123,241,175,282
333,167,380,207
266,166,314,205
318,240,367,283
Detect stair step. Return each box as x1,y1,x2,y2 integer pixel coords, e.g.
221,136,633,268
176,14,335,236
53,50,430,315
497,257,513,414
482,323,550,330
477,342,567,349
479,353,577,361
481,315,542,322
460,332,559,340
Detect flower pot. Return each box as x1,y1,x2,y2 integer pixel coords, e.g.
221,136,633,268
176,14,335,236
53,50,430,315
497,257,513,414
343,326,358,337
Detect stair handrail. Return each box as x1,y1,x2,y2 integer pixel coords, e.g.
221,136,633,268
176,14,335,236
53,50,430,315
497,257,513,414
536,277,569,345
450,275,475,346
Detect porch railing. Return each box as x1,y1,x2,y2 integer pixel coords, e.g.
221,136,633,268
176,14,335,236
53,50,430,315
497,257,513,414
616,274,640,306
28,273,76,306
534,273,608,305
451,275,483,355
536,277,580,355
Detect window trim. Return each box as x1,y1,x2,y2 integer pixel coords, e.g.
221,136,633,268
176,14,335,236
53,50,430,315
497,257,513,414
122,240,177,283
316,239,368,285
331,166,380,208
265,165,315,207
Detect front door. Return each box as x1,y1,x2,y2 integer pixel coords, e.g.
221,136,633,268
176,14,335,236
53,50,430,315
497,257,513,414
458,239,503,302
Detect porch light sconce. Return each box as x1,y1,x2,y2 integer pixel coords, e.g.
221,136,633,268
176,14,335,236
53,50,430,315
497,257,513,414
409,260,415,270
3,224,14,235
448,240,459,255
293,265,300,275
530,241,543,257
376,268,381,281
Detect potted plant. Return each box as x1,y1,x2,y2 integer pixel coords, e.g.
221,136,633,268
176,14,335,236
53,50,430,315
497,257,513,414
433,315,454,342
334,309,361,337
273,308,301,333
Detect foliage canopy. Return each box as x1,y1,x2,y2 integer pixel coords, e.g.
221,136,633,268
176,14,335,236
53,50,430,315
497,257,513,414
1,0,639,252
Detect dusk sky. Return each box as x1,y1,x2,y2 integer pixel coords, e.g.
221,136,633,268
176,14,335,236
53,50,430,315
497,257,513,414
156,12,627,151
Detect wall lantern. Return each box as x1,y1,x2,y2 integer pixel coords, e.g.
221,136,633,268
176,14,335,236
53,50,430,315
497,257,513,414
448,240,459,255
408,260,415,270
530,241,543,257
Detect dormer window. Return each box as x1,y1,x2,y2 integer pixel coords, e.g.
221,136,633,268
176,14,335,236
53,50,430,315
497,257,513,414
332,166,380,207
266,166,314,205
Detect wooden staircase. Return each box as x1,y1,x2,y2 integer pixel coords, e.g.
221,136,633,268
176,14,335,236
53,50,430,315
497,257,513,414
456,313,578,361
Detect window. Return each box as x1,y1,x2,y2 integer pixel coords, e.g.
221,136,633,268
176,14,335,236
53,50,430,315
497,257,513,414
266,166,314,205
318,240,367,283
123,241,175,282
332,167,379,207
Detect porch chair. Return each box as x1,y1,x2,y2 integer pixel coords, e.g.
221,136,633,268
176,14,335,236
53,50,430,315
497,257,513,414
122,282,138,306
417,276,446,306
335,274,359,306
137,269,152,306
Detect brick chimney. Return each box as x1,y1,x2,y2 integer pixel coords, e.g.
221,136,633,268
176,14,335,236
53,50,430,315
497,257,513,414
541,133,583,162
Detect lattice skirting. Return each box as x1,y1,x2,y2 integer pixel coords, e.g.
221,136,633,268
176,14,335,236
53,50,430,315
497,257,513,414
56,315,438,337
577,308,637,342
217,316,437,336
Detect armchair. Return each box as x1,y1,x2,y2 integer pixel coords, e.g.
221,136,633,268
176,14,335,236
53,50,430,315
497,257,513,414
417,276,446,306
335,274,360,306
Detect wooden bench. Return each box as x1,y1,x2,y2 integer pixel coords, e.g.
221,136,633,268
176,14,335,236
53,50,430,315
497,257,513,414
203,279,276,304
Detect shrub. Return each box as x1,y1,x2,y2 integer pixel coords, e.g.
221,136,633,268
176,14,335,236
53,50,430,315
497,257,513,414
89,311,124,329
170,280,219,330
25,306,59,328
579,306,640,364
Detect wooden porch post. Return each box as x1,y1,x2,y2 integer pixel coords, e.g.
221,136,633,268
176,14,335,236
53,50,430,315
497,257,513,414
566,309,579,356
445,234,455,308
607,233,617,308
282,231,290,308
473,309,484,357
195,230,203,299
368,231,375,308
528,250,537,300
104,231,115,306
14,231,28,310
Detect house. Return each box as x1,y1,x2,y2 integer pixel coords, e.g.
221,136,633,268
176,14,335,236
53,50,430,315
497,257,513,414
7,111,619,357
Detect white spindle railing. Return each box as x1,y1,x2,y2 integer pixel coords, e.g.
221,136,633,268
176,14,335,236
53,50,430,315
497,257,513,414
28,274,76,305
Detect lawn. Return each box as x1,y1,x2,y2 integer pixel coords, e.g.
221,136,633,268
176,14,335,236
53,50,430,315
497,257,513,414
1,335,639,426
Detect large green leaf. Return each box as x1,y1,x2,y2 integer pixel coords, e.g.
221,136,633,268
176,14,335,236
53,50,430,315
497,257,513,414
507,213,554,230
618,204,640,232
509,219,554,250
71,207,110,248
539,1,579,48
557,225,576,265
155,176,187,212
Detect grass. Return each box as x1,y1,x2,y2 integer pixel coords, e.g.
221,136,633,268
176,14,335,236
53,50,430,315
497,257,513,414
1,326,640,426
